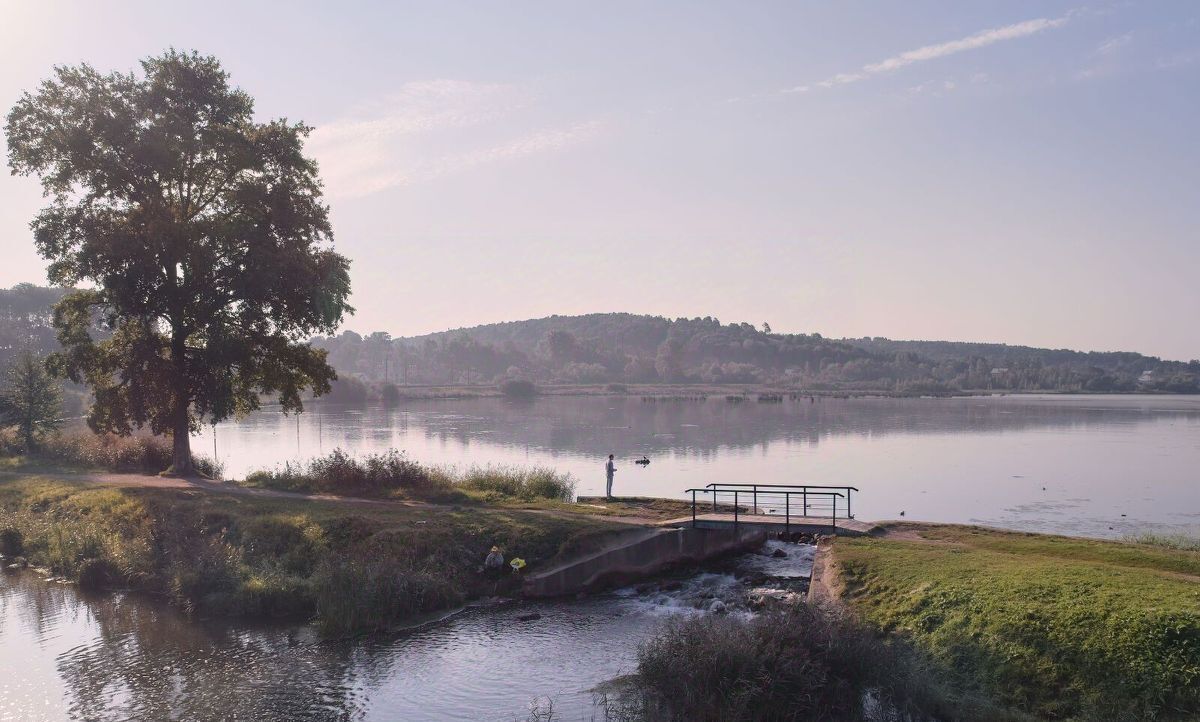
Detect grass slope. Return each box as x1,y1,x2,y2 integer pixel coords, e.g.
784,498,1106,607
0,475,615,634
836,523,1200,721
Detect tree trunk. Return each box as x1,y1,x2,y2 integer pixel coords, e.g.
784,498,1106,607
167,329,193,476
169,390,194,476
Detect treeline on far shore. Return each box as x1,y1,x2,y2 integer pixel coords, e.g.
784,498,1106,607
4,285,1198,398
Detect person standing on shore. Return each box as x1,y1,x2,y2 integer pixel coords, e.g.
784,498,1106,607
605,454,617,499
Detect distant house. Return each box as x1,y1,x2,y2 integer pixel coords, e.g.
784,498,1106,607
1139,370,1155,384
990,367,1009,376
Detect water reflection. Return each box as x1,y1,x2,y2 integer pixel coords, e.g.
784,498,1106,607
1,539,815,721
197,395,1200,538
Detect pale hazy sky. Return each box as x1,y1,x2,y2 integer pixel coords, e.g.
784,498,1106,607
2,1,1198,359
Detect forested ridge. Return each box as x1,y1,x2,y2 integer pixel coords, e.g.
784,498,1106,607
3,288,1196,395
314,311,1199,394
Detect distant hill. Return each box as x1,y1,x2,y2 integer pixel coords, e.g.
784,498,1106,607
2,289,1195,395
311,312,1200,394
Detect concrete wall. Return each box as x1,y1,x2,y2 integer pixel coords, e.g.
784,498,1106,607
523,526,766,598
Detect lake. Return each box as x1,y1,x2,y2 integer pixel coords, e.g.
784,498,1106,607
194,393,1200,540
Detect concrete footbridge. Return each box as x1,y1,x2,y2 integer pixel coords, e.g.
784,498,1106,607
664,483,874,536
523,483,873,597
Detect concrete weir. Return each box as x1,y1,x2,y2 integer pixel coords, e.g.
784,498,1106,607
523,525,767,598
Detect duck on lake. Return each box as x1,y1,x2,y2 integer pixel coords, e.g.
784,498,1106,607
635,456,650,466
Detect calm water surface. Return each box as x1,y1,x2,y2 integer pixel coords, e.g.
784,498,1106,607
0,545,811,721
197,394,1200,539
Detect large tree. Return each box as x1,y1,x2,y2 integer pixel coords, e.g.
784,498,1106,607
5,50,352,474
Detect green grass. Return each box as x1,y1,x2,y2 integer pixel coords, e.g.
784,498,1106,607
0,474,615,634
242,450,577,504
835,524,1200,721
1123,531,1200,552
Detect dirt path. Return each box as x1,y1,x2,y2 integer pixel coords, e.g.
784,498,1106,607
0,469,666,528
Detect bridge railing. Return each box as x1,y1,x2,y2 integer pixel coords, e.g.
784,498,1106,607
704,483,858,519
683,484,848,533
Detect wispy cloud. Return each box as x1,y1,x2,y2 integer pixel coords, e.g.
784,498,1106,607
308,80,603,198
783,16,1070,93
1097,33,1133,55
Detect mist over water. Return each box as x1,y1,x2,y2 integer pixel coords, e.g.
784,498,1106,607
195,394,1200,540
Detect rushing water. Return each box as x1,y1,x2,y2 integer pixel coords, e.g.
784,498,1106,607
0,543,813,721
195,394,1200,539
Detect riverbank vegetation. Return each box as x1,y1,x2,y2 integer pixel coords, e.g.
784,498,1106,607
1,429,222,478
241,449,576,503
605,601,1021,722
0,475,611,635
832,524,1200,721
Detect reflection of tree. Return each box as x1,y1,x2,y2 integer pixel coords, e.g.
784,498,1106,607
347,397,1198,460
9,570,364,721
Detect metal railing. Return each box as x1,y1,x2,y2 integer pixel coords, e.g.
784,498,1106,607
704,483,858,519
683,483,854,533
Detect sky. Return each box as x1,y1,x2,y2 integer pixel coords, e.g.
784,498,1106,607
1,1,1198,360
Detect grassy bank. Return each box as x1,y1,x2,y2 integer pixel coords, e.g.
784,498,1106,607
0,475,613,635
833,524,1200,721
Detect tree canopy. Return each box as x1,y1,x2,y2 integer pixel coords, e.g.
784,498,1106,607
5,50,352,473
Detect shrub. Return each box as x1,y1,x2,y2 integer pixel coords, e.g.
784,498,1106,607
311,552,462,635
246,449,443,498
0,527,23,556
617,603,1014,722
499,379,538,400
1124,531,1200,552
246,452,574,502
380,383,402,405
605,383,628,394
455,464,576,501
77,557,119,590
36,431,222,477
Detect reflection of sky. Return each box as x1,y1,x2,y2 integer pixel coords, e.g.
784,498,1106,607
195,395,1200,539
0,569,678,721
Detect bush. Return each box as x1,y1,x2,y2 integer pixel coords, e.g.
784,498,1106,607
616,603,1013,722
311,552,462,635
245,449,443,498
499,379,538,400
380,383,402,404
77,557,119,590
454,464,576,502
246,452,575,502
36,431,222,477
605,383,628,394
0,527,23,556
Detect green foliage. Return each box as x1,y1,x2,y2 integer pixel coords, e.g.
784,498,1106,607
37,430,222,477
1123,531,1200,552
437,464,576,502
499,378,538,399
837,526,1200,721
244,451,575,502
0,351,62,449
5,50,352,472
0,475,611,632
618,602,1017,722
245,449,443,497
311,553,462,635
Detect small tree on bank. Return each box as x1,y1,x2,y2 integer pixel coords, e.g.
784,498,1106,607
5,50,352,474
1,351,62,450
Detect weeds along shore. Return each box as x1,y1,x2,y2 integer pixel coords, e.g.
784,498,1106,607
0,442,610,636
